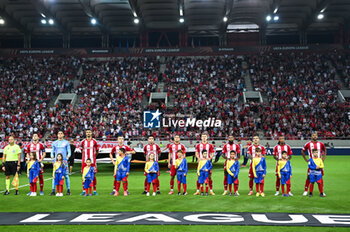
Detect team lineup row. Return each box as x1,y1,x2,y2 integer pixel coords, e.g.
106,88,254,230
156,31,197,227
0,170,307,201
2,131,327,197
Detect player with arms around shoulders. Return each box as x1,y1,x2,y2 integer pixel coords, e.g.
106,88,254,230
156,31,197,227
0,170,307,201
301,132,326,196
168,135,186,195
193,133,215,196
273,135,293,196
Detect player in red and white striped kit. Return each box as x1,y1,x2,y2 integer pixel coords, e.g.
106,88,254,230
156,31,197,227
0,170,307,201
193,133,215,196
168,135,186,195
80,129,100,195
142,136,161,194
247,136,266,196
109,136,135,195
26,134,46,195
273,135,293,196
222,135,240,195
301,132,327,196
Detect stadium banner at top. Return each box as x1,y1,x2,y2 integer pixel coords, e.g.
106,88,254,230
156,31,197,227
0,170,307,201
0,44,344,57
0,48,112,56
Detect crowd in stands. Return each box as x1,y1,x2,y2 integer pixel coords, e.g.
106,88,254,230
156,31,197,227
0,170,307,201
333,51,350,89
0,52,349,141
0,56,78,140
46,57,160,140
160,56,252,139
249,52,350,139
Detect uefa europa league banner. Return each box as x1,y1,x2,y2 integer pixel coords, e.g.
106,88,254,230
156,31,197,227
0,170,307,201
0,44,344,57
0,212,349,226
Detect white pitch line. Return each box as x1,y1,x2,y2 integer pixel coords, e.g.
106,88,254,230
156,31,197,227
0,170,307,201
0,171,79,194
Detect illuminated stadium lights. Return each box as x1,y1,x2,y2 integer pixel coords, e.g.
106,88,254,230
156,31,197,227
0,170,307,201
317,13,324,20
223,16,228,22
41,19,47,24
179,17,184,23
40,13,46,18
266,15,272,22
273,7,278,14
273,15,279,21
0,18,5,25
48,19,54,25
179,4,184,16
90,18,97,25
134,18,139,24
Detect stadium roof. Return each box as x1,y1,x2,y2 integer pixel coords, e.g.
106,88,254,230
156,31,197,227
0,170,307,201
0,0,349,37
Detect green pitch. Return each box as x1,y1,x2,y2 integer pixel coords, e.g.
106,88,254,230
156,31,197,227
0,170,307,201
0,155,349,231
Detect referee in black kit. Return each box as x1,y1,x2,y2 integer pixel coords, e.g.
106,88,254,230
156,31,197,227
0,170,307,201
2,136,21,195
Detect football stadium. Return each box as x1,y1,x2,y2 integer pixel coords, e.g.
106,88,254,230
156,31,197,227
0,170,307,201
0,0,350,231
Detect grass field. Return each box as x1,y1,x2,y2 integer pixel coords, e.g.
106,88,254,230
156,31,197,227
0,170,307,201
0,155,349,231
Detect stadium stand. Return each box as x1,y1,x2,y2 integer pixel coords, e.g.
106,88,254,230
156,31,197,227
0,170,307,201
0,56,79,140
249,52,350,139
0,52,349,141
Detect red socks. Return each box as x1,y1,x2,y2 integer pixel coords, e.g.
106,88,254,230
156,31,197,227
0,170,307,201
113,179,117,191
209,179,213,191
282,184,291,194
318,179,324,193
197,180,200,190
183,184,187,192
84,188,92,195
234,183,238,193
249,179,254,191
156,178,160,191
287,183,291,193
39,174,44,192
177,180,181,192
116,182,121,192
170,179,174,190
305,178,310,191
309,183,314,193
144,178,148,191
276,177,280,191
224,176,228,191
56,185,63,193
93,177,97,191
255,183,264,193
309,181,324,194
153,182,157,192
228,184,232,193
114,181,127,192
147,178,159,191
205,185,209,193
146,180,158,193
